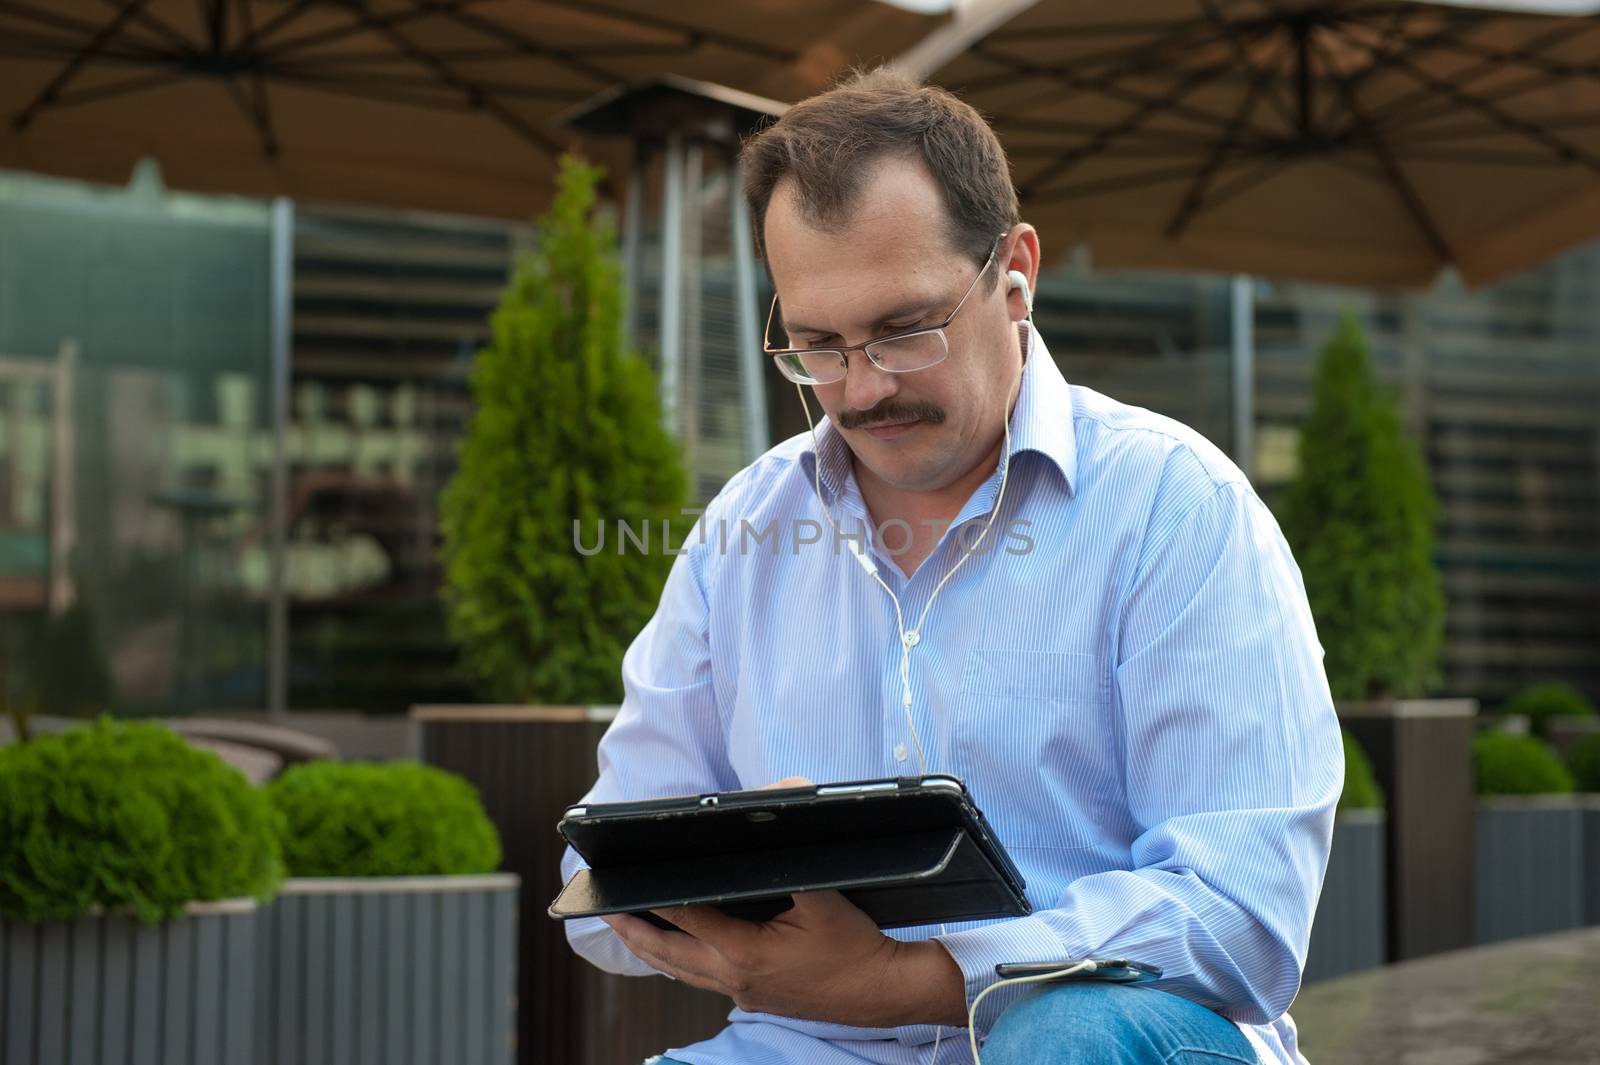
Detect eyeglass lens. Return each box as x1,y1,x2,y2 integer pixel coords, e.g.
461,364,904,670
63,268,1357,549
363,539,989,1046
780,330,950,384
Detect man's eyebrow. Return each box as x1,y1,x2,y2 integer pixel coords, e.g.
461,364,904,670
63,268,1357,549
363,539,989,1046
783,298,944,339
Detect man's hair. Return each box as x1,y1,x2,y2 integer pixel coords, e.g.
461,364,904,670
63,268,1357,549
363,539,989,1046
740,67,1019,279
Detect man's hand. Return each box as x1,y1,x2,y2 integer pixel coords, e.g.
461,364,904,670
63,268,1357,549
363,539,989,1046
600,773,966,1028
600,891,967,1028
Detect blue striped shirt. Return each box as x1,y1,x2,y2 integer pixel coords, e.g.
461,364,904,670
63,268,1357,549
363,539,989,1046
562,324,1343,1065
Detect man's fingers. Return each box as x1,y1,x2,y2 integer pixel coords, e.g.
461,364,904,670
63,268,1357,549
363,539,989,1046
651,904,752,944
607,912,726,988
775,889,877,934
762,776,814,790
778,889,840,921
602,912,670,964
600,912,650,937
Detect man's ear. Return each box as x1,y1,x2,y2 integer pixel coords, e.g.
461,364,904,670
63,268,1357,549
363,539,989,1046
1003,224,1041,323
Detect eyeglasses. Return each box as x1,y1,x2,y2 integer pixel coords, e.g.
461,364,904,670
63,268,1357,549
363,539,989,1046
764,235,1005,385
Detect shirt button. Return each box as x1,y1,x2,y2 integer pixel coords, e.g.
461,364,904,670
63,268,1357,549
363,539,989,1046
894,743,908,762
904,631,920,647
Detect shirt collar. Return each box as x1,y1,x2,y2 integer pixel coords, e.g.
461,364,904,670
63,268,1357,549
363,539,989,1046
1007,321,1078,493
799,321,1078,504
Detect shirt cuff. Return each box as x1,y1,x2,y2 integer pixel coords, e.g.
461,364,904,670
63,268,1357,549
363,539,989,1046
564,914,660,978
933,916,1077,1034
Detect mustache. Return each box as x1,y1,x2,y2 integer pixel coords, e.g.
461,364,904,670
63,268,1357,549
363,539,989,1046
837,399,946,431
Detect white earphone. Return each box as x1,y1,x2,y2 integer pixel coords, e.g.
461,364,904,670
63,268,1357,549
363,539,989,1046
1007,269,1032,314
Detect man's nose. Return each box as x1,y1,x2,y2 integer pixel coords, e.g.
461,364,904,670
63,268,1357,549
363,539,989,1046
842,351,898,414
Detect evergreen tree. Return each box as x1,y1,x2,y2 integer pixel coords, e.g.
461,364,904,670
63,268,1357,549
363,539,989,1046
440,157,688,704
1278,313,1444,701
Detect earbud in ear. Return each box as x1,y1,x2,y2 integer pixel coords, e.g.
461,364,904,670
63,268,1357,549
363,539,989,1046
1006,269,1032,314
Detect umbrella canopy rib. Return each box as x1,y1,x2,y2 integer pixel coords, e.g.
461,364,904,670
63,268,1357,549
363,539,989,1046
530,0,798,64
1164,55,1268,236
93,0,190,51
1362,18,1582,128
1202,0,1299,134
420,5,627,87
1311,7,1479,134
0,30,161,63
1330,47,1454,262
1335,22,1600,174
203,0,224,53
357,4,567,161
235,0,326,53
217,68,277,157
13,0,157,130
0,0,168,54
48,68,188,109
970,41,1278,139
1019,58,1245,199
233,0,275,152
1167,151,1296,225
934,0,1600,286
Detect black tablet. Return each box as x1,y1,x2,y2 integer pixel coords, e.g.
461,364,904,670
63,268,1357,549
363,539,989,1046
548,775,1030,930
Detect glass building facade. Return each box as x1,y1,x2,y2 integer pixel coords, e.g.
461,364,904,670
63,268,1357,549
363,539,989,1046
0,168,273,717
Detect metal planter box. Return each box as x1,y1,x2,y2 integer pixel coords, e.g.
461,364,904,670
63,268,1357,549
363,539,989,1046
1,899,258,1065
416,706,736,1065
1587,798,1600,926
1474,796,1587,945
1338,699,1476,961
1304,810,1386,983
254,874,519,1065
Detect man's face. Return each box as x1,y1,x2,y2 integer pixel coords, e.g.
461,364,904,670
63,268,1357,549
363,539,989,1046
763,156,1025,495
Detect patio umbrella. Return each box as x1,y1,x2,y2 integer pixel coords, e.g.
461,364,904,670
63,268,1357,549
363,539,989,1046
921,0,1600,287
0,0,941,218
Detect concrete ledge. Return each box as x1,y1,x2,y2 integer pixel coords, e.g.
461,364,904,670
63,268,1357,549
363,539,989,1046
1292,926,1600,1064
409,704,620,724
1337,698,1478,719
276,874,519,896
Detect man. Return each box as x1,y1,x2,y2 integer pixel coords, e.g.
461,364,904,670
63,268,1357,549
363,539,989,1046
561,68,1342,1065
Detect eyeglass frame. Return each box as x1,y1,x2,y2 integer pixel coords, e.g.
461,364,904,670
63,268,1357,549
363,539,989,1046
763,233,1007,385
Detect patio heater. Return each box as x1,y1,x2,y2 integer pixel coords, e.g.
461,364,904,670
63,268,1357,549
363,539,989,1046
563,76,781,499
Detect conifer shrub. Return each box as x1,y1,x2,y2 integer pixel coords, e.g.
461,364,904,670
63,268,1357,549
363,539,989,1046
1277,314,1444,701
440,155,688,704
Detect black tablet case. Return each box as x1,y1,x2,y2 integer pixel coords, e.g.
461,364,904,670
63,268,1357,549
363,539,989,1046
548,778,1031,929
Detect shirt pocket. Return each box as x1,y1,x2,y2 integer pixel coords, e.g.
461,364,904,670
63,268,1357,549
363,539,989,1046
952,648,1120,851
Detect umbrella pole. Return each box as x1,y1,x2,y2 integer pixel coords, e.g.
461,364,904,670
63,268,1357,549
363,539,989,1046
267,197,293,723
1230,274,1254,481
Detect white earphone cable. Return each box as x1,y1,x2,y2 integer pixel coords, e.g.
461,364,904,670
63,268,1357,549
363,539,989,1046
787,268,1038,1064
964,961,1098,1064
796,364,1017,776
795,283,1031,777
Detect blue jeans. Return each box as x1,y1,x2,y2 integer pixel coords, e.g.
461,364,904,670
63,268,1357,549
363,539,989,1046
653,981,1256,1064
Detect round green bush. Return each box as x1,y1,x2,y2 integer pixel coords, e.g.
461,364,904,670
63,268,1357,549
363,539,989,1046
1500,682,1598,738
1472,731,1574,796
1566,733,1600,793
0,719,283,923
1338,728,1385,812
268,760,500,878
